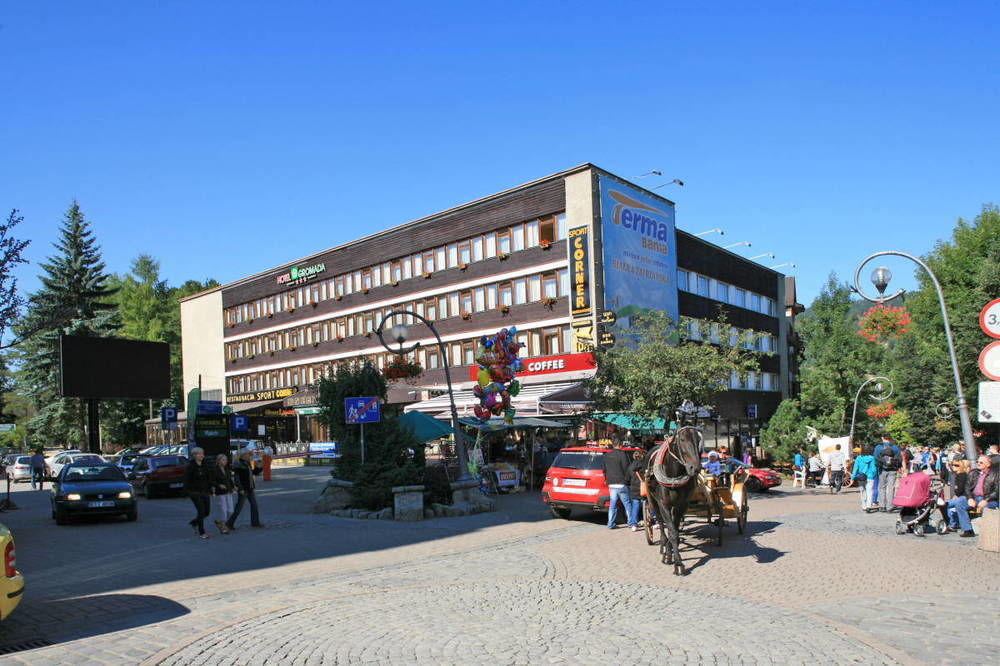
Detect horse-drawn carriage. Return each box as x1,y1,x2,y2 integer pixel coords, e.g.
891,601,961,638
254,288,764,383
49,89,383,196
642,426,751,574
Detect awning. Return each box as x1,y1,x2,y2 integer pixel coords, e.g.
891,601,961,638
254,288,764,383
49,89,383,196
592,412,676,434
404,382,580,417
399,410,454,442
229,399,285,413
458,416,577,431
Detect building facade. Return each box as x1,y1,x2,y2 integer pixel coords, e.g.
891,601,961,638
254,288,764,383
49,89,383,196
180,164,799,443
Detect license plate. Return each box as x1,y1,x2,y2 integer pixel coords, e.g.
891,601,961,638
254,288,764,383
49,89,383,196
563,478,586,487
169,482,183,488
498,471,516,481
88,501,115,508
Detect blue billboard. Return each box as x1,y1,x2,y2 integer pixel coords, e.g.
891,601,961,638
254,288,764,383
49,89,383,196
598,175,679,326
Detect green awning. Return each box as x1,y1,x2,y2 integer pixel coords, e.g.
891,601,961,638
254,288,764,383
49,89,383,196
591,413,675,434
399,410,454,443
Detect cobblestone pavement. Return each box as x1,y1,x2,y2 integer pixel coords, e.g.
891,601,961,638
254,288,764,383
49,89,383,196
0,470,996,664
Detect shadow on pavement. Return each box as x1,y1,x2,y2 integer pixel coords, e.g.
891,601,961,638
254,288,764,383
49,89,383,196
673,519,785,573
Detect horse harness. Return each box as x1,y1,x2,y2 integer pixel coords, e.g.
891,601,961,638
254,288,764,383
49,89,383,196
648,427,701,488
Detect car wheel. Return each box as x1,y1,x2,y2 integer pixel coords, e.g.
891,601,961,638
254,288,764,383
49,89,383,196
126,510,138,522
550,506,572,520
55,509,68,525
745,476,763,493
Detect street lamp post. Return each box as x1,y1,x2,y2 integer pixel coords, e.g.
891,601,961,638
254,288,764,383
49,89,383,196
375,310,473,482
853,251,978,462
848,376,894,446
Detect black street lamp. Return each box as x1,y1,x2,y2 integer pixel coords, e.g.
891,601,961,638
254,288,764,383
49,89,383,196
849,375,894,446
375,310,473,482
853,251,977,462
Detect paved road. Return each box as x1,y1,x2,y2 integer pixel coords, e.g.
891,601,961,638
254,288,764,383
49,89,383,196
0,469,996,664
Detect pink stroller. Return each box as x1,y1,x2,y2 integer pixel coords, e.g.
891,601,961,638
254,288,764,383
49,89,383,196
893,473,943,536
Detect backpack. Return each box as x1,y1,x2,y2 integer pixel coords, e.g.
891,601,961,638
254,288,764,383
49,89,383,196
878,446,900,471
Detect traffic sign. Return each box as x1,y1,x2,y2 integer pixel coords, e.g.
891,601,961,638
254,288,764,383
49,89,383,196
198,400,222,415
978,382,1000,423
747,404,758,419
0,424,15,432
160,407,178,430
980,298,1000,339
345,397,381,424
231,414,250,432
979,340,1000,381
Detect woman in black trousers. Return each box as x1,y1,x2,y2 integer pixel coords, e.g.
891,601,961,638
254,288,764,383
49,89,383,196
185,447,213,539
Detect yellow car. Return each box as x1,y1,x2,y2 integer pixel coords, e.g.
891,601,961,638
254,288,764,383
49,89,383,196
0,522,24,620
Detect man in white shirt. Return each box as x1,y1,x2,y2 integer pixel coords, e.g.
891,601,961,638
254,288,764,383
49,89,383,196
827,444,847,493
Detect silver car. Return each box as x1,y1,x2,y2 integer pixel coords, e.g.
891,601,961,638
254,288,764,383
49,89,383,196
5,456,33,483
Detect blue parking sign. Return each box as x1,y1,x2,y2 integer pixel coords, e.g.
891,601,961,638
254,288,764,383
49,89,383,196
161,406,178,430
231,414,250,432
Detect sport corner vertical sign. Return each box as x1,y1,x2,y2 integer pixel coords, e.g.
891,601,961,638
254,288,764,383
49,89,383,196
568,226,595,352
597,175,679,328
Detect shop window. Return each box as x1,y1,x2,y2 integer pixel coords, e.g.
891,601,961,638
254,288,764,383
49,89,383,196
539,217,556,244
485,233,497,258
556,213,568,240
447,244,459,268
525,220,539,247
472,237,484,261
511,224,525,252
498,230,511,254
499,282,512,306
459,241,472,265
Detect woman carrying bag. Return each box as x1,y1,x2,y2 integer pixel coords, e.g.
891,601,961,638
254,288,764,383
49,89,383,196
210,453,236,535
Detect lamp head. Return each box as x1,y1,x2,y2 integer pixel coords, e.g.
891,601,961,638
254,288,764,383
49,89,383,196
389,323,409,348
870,267,892,295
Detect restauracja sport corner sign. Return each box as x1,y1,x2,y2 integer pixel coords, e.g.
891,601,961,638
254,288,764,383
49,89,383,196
276,263,326,285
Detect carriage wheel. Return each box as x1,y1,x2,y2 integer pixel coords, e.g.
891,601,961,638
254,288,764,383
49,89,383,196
643,500,657,546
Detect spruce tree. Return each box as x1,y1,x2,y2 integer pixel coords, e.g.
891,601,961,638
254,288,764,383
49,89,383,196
16,202,118,449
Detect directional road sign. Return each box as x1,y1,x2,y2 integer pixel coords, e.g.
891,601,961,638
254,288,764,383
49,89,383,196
345,397,381,424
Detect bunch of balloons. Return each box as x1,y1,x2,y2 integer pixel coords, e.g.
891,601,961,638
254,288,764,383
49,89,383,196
472,327,524,424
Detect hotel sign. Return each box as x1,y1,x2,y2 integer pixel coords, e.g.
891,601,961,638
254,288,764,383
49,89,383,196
276,263,326,286
227,386,300,405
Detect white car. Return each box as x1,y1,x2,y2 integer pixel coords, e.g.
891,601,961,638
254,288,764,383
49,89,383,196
47,453,106,479
4,456,33,483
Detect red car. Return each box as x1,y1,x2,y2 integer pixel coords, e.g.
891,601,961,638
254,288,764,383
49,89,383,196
128,455,188,499
541,446,643,519
744,467,782,492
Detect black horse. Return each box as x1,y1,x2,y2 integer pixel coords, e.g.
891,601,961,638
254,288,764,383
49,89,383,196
645,426,702,575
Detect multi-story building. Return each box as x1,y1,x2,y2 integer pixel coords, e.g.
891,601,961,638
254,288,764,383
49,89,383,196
178,164,799,445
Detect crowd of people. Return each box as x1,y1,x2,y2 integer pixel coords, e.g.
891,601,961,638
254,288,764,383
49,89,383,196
794,437,1000,537
184,447,263,539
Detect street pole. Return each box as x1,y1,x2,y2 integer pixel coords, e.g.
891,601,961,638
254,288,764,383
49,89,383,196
848,376,893,446
376,311,473,482
853,251,977,462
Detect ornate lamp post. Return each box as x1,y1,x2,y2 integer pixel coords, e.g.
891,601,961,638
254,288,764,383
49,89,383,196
375,310,473,482
853,251,977,462
848,376,894,446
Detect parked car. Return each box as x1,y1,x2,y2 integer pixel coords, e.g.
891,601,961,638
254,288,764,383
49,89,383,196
47,453,105,480
4,456,32,483
110,453,140,474
0,522,24,620
541,446,644,519
128,455,188,498
50,463,137,524
744,467,782,492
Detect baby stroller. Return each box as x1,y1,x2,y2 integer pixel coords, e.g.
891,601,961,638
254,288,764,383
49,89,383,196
893,472,944,536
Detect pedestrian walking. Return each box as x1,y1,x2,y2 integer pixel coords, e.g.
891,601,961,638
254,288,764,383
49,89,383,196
874,435,901,511
601,440,634,529
210,454,235,535
263,444,274,482
227,449,263,530
185,447,213,539
627,450,646,532
827,444,846,493
852,445,877,512
29,449,47,490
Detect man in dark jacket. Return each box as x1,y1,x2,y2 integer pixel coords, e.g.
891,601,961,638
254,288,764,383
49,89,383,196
184,447,212,538
227,449,263,529
873,435,901,511
602,441,634,530
951,455,1000,537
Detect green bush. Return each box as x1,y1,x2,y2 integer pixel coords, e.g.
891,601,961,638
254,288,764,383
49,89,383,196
348,464,422,510
422,465,453,505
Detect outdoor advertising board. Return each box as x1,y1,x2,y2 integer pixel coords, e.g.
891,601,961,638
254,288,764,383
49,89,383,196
597,175,679,328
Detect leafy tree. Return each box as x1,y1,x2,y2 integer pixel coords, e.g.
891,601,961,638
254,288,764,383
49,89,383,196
0,209,30,345
885,409,917,446
16,202,118,449
586,310,760,423
758,399,808,462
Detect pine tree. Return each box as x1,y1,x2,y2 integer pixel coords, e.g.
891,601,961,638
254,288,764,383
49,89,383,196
16,202,118,449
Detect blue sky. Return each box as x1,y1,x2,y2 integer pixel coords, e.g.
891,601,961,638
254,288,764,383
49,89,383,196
2,1,997,305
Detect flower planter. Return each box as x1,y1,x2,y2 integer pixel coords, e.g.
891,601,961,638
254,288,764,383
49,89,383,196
461,312,472,320
497,253,510,261
540,241,553,250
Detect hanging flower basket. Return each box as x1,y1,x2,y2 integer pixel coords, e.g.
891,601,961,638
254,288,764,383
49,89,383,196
497,252,510,261
540,240,553,250
542,297,557,308
865,402,897,419
385,358,423,380
858,304,911,343
391,280,400,287
423,272,432,279
459,263,468,271
461,311,473,320
499,304,511,314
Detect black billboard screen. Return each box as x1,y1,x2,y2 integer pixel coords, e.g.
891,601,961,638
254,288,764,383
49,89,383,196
60,335,170,399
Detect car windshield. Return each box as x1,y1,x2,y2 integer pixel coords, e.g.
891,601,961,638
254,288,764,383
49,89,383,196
152,456,184,468
64,465,125,482
72,455,104,464
15,456,29,464
551,451,605,471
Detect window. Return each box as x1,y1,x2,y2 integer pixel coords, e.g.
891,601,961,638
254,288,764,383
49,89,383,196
392,262,402,282
543,273,558,298
425,298,437,321
499,282,512,306
511,224,525,252
539,217,556,244
677,269,690,291
487,285,498,309
426,348,440,370
382,263,391,284
438,295,449,319
472,237,484,262
447,244,459,268
459,240,472,265
525,220,539,247
558,268,570,296
732,288,746,308
485,233,497,258
461,290,473,313
688,320,702,340
716,282,729,303
462,342,476,366
449,292,460,315
412,254,423,276
401,259,412,280
765,297,776,316
543,328,561,355
710,323,721,344
556,213,568,240
498,230,511,254
749,293,761,313
762,373,773,391
528,275,541,302
696,275,710,297
362,270,373,290
435,248,446,272
730,371,741,390
372,268,381,288
729,327,739,347
514,278,527,305
474,287,486,312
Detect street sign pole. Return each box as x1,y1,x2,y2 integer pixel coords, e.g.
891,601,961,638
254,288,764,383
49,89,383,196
360,422,365,465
